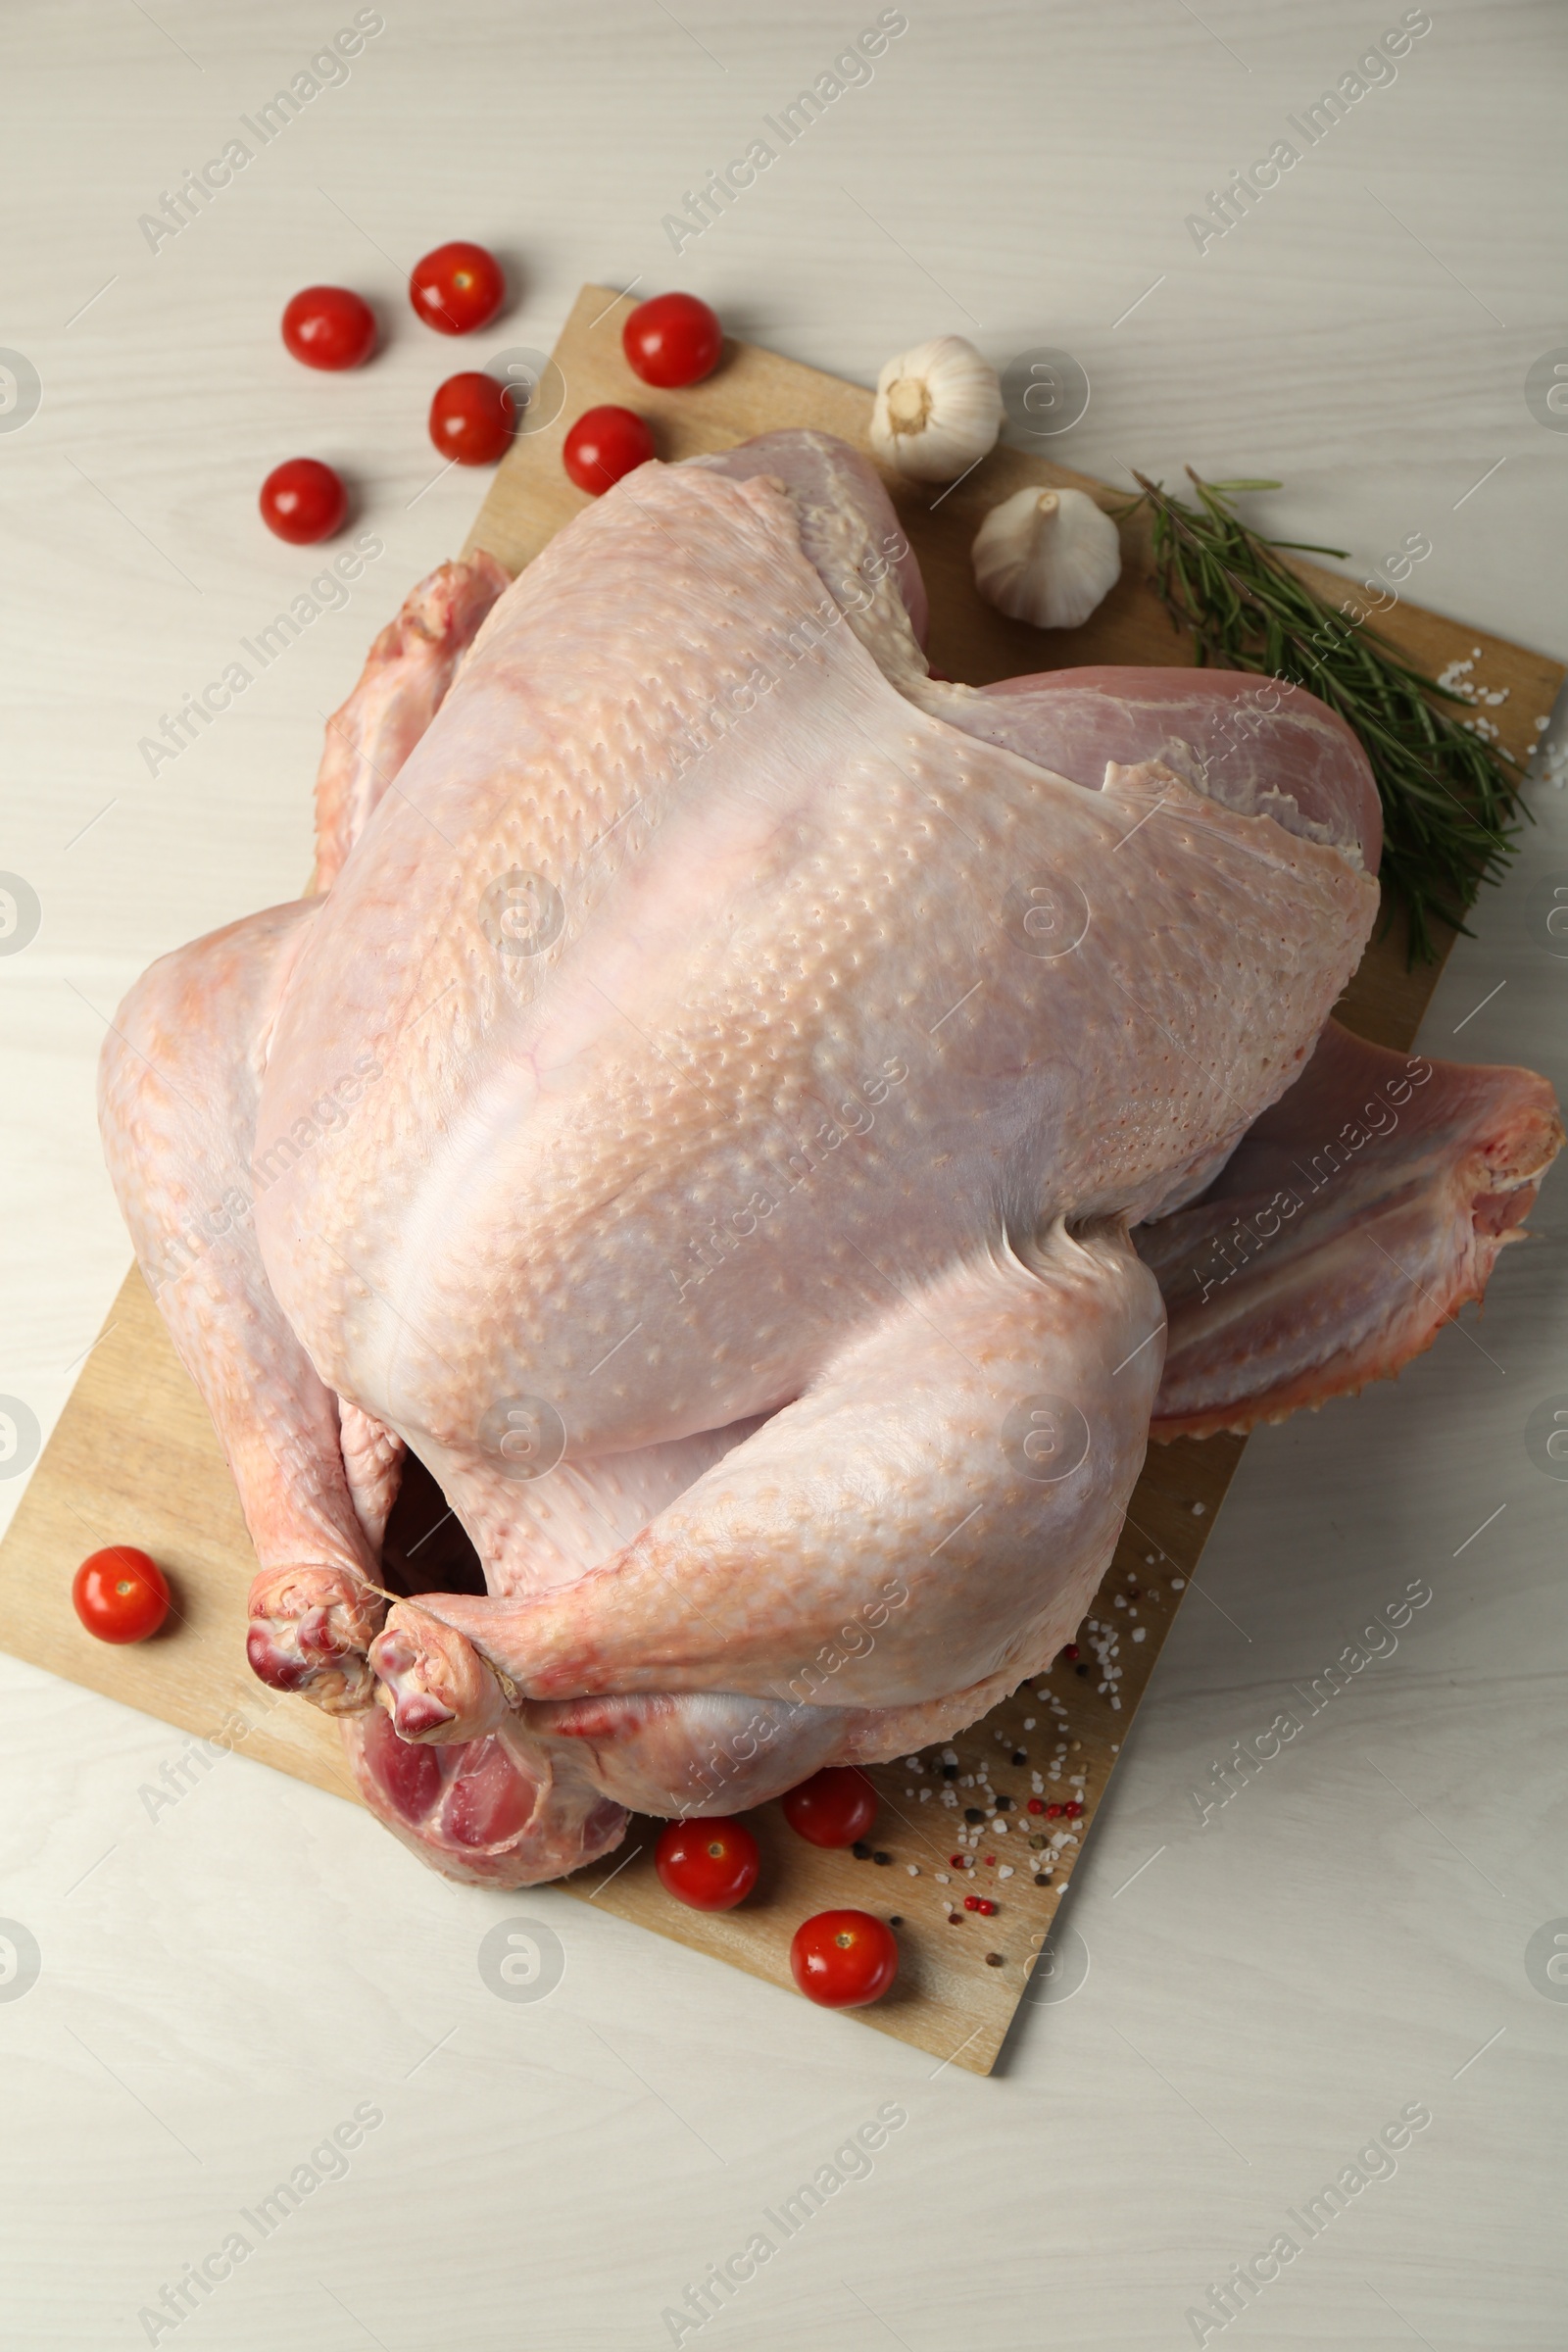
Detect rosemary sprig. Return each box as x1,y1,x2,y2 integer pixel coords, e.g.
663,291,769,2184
1122,469,1526,963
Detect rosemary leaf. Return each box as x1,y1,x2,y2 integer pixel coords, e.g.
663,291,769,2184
1121,470,1526,963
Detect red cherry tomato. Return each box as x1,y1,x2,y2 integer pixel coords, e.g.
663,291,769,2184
428,371,516,466
409,241,505,336
259,458,347,544
781,1765,878,1848
72,1547,171,1644
655,1817,760,1911
790,1909,899,2009
563,405,656,496
622,291,723,388
280,285,376,371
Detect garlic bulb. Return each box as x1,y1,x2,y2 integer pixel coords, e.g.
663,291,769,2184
971,485,1121,630
869,335,1003,482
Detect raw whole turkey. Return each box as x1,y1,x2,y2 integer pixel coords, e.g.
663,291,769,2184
99,430,1562,1886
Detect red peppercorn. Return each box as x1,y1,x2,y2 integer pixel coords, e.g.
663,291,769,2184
1027,1797,1045,1815
949,1853,965,1869
963,1894,980,1911
983,1855,996,1867
1065,1800,1084,1818
1046,1802,1063,1818
1062,1642,1080,1661
975,1897,997,1916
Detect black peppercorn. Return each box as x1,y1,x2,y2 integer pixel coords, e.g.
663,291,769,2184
851,1839,871,1859
963,1806,983,1824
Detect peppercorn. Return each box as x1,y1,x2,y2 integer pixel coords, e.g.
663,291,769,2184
1046,1802,1062,1818
1027,1797,1045,1815
941,1763,958,1780
1034,1872,1052,1887
1061,1642,1080,1661
985,1951,1004,1967
963,1806,983,1824
1075,1663,1089,1677
994,1794,1012,1811
889,1915,904,1928
1011,1750,1028,1766
872,1850,892,1866
1064,1800,1084,1819
851,1839,871,1858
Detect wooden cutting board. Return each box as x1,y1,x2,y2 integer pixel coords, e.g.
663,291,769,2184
1,286,1558,2076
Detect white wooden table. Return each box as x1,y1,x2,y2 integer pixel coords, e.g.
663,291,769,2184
2,3,1565,2344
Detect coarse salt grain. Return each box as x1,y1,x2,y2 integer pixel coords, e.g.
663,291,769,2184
1132,1627,1146,1642
906,1864,919,1876
998,1864,1014,1880
935,1871,950,1884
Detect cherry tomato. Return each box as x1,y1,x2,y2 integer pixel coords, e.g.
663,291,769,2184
655,1817,760,1911
781,1765,878,1848
428,371,516,466
409,241,505,336
563,405,655,495
259,458,347,544
72,1547,171,1644
790,1909,899,2009
280,285,376,371
622,291,723,388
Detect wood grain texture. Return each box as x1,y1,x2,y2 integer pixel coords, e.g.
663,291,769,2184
2,286,1558,2077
